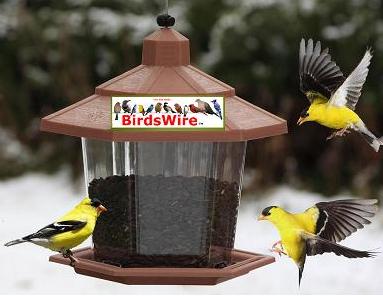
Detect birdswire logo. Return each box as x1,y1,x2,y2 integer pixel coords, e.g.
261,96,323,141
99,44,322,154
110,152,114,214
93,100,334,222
112,96,224,130
121,114,198,127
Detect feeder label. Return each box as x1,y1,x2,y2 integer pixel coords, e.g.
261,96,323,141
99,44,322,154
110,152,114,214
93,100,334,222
112,96,225,130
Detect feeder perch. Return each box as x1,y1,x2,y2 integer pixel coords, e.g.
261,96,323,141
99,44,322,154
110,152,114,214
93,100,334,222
42,19,287,285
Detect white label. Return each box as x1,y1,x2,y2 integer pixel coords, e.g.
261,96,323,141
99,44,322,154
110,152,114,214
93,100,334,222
112,96,224,130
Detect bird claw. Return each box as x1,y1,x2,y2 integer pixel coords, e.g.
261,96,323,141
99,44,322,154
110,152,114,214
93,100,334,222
69,255,79,267
337,128,351,137
326,133,336,141
270,241,287,256
327,127,351,140
270,247,287,257
272,240,281,249
62,250,78,267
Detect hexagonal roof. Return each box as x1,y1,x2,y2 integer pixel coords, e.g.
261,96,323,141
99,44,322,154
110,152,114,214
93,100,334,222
40,28,287,141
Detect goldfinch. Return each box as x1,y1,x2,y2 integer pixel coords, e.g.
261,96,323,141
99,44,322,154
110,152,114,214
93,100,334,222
4,197,107,265
258,199,378,285
298,38,383,151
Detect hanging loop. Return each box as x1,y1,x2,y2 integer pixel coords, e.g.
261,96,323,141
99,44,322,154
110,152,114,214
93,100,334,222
156,14,175,27
157,0,174,27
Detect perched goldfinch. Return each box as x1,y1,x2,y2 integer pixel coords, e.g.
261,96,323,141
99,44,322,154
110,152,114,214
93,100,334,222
258,199,378,285
4,197,107,265
298,38,383,151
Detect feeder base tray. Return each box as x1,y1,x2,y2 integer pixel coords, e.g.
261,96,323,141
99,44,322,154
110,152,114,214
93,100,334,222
49,247,274,285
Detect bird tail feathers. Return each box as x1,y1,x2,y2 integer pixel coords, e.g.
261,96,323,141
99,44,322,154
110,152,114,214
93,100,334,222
356,123,383,152
361,133,383,152
4,239,27,247
298,264,304,287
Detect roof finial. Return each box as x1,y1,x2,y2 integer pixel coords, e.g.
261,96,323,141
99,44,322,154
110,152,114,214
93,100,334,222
156,0,175,27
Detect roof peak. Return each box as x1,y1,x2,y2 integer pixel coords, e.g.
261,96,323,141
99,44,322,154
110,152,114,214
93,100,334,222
142,28,190,66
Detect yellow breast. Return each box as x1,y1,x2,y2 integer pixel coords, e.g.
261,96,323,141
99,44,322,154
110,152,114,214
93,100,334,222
314,104,360,129
270,212,305,262
50,220,96,251
48,205,98,252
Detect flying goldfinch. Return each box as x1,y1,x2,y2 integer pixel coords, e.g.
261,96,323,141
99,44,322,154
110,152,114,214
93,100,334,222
4,197,107,265
298,38,383,151
258,199,378,285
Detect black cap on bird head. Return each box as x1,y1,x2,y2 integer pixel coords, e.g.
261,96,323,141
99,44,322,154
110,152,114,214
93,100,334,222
258,206,277,220
262,206,277,216
300,107,309,118
91,198,107,213
297,106,309,125
91,198,102,207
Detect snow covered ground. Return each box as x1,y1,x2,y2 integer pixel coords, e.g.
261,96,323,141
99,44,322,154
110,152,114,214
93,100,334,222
0,171,382,294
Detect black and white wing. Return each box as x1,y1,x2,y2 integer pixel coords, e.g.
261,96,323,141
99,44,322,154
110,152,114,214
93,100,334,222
299,38,345,101
22,220,87,241
329,49,372,110
314,199,378,243
303,233,375,258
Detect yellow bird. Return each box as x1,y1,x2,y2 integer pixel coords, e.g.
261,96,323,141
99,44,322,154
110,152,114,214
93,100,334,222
297,38,383,151
4,197,107,265
138,104,146,116
258,199,378,285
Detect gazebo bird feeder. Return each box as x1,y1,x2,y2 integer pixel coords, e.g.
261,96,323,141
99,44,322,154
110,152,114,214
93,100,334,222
42,15,287,285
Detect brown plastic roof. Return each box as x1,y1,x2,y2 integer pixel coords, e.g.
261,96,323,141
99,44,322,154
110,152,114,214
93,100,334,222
40,28,287,141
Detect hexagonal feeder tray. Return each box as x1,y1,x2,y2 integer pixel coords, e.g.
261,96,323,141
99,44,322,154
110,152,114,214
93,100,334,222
50,247,274,285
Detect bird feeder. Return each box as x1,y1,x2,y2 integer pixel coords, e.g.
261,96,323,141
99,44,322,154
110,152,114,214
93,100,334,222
42,17,287,285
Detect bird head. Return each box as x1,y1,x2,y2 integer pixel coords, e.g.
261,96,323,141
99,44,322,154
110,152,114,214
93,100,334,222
258,206,279,222
91,198,108,215
297,106,314,125
78,197,107,216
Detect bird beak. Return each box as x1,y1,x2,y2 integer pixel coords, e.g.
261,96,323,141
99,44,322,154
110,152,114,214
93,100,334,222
297,117,305,125
257,214,267,221
97,205,107,214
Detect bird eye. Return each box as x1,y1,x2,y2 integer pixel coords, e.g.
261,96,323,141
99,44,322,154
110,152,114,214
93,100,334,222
300,109,309,118
261,205,277,216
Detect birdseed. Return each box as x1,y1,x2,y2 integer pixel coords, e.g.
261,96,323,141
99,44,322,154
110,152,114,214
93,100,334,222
89,175,240,268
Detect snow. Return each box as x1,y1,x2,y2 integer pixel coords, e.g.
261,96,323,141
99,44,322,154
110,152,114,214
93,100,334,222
0,171,382,294
322,22,357,40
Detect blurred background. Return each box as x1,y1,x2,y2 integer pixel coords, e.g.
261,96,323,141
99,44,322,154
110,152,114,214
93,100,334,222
1,0,383,197
1,0,383,294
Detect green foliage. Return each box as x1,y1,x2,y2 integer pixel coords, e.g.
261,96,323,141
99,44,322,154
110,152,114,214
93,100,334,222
0,0,383,196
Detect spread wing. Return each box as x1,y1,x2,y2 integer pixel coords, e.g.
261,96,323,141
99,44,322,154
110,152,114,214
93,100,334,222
22,220,87,241
329,49,372,110
313,199,378,243
303,233,375,258
299,38,345,101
